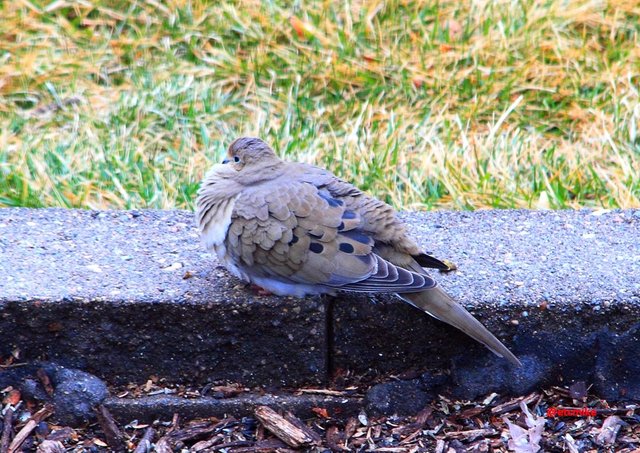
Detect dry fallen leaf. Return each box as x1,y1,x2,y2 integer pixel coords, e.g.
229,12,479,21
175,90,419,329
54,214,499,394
37,368,55,396
3,388,21,406
503,402,545,453
568,381,587,400
564,433,580,453
290,16,307,39
312,407,330,419
412,76,425,89
443,19,463,41
596,415,625,446
93,438,108,447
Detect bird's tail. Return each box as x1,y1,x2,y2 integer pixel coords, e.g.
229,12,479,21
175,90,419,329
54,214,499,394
401,286,521,367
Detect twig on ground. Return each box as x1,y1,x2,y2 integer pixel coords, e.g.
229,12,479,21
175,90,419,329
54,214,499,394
132,426,156,453
95,405,126,452
8,404,53,453
491,393,540,415
254,406,320,448
1,407,14,452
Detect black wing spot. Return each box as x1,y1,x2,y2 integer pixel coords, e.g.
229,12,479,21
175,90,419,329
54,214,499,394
342,210,357,220
309,242,324,254
318,192,344,207
339,243,355,254
341,230,371,244
337,222,345,231
289,235,299,245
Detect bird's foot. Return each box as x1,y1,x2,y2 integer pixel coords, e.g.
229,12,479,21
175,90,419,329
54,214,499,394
248,283,273,296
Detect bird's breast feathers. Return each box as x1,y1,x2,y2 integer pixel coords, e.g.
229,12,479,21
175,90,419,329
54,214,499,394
199,196,238,250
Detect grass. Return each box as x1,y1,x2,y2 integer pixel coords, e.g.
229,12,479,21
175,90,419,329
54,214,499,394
0,0,638,211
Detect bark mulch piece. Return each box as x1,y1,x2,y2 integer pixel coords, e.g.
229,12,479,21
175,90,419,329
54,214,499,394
0,384,638,452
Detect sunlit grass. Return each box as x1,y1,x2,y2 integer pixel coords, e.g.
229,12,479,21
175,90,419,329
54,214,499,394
0,0,638,210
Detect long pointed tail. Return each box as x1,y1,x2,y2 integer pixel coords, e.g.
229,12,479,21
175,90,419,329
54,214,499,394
401,286,521,367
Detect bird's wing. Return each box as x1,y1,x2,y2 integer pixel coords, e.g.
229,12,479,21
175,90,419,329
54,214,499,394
297,164,455,271
226,176,436,292
297,166,520,366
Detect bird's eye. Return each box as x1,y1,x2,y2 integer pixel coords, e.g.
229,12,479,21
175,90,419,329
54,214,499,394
233,156,240,163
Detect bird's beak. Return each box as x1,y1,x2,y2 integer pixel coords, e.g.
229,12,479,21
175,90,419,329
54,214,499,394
222,158,230,164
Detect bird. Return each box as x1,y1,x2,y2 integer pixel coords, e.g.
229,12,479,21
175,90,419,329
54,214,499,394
195,137,521,366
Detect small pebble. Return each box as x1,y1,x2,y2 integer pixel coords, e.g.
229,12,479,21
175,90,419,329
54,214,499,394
35,421,50,437
162,262,183,271
86,264,102,273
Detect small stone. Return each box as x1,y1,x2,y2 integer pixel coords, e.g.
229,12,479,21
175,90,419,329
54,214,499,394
365,379,432,416
35,421,50,437
0,363,108,426
47,365,109,425
162,262,183,271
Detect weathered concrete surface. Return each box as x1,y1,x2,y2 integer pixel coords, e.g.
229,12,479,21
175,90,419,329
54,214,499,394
0,209,326,387
1,208,639,401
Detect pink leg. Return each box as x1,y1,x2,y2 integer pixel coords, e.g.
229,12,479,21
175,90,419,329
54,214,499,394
249,283,273,296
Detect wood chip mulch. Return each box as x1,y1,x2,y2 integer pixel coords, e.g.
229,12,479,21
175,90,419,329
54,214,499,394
1,383,639,452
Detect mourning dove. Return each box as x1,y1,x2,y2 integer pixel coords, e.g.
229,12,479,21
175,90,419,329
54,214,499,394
196,137,520,366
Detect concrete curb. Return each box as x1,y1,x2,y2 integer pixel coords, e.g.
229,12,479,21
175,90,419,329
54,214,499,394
104,393,363,424
1,208,639,402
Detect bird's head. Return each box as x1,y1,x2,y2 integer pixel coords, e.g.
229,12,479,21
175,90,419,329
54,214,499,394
222,137,280,172
199,137,283,193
